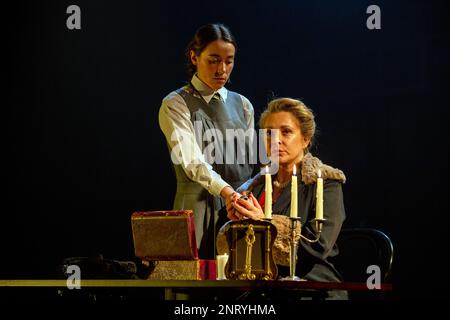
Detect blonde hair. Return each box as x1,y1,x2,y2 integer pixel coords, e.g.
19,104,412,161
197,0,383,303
259,98,316,153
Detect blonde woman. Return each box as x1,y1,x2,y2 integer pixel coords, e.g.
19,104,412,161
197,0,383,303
230,98,347,299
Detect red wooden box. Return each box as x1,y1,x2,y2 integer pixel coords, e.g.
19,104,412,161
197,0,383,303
131,210,198,260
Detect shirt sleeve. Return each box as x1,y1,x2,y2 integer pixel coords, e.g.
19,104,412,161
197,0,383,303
158,91,230,197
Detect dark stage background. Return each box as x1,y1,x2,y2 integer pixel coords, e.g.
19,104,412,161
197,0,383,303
4,0,450,299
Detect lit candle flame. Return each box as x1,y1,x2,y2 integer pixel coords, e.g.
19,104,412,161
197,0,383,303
318,169,321,178
293,164,296,176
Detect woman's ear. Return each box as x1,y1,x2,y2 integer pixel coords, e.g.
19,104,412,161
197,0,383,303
190,50,197,66
303,137,311,149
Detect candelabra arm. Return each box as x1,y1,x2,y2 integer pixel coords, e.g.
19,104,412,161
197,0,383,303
281,217,325,280
299,218,326,243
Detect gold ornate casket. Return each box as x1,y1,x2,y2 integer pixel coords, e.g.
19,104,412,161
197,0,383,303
216,215,302,280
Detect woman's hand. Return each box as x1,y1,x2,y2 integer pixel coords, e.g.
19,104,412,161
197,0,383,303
226,192,241,221
232,192,265,220
221,186,241,221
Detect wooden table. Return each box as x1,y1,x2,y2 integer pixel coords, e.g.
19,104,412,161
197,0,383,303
0,279,392,300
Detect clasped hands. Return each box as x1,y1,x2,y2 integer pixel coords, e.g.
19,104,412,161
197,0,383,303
225,191,265,221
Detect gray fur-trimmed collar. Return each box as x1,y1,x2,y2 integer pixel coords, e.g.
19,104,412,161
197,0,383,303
300,152,346,185
237,153,346,193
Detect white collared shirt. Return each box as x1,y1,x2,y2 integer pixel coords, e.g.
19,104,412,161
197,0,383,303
158,74,254,196
190,74,228,103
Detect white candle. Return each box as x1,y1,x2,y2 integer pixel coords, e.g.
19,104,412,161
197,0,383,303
264,166,272,219
316,169,323,220
216,253,228,280
290,164,298,218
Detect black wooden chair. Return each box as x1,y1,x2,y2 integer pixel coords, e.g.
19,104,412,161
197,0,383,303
333,228,394,283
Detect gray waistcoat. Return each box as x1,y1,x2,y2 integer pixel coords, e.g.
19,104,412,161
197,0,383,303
171,85,254,259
